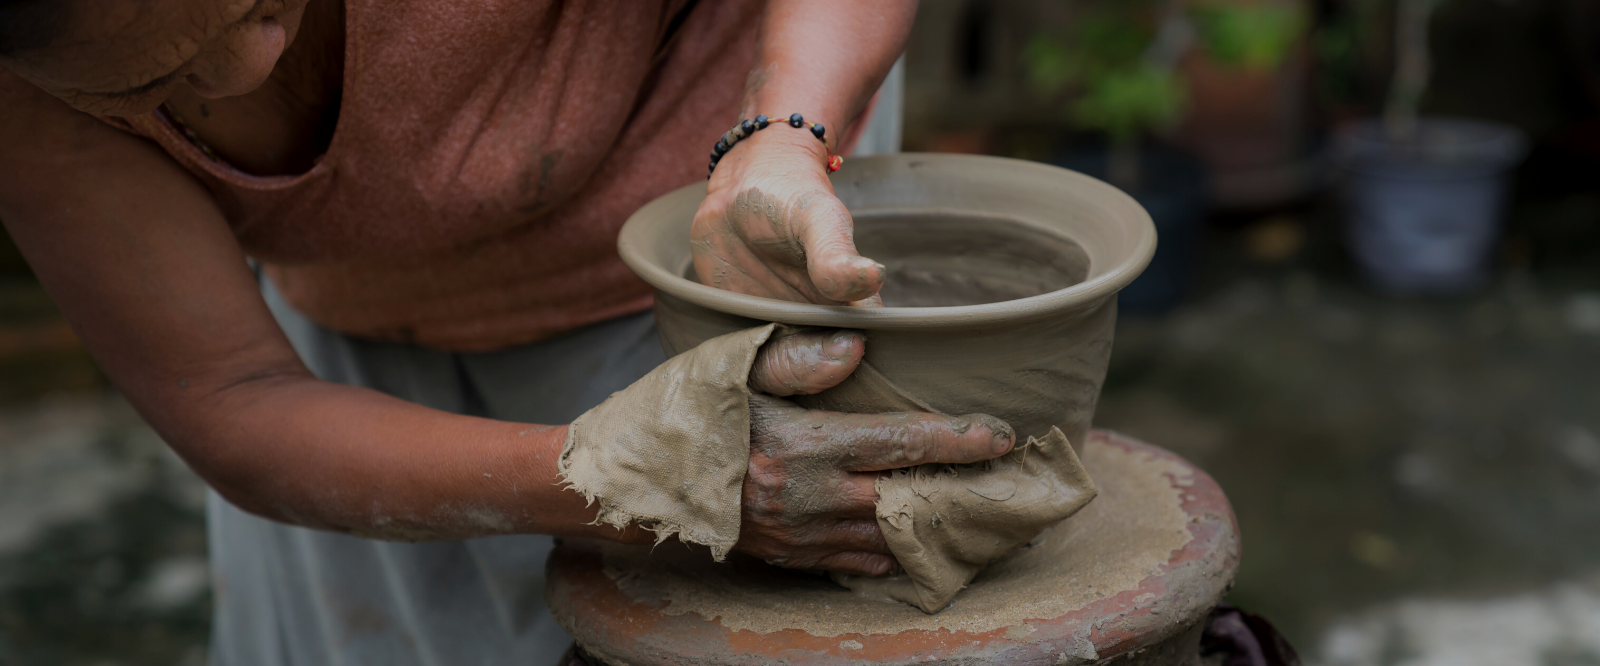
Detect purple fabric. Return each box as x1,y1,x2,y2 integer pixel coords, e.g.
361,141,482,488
1200,604,1304,666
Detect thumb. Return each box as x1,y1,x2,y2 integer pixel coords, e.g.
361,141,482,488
793,192,886,303
749,329,864,397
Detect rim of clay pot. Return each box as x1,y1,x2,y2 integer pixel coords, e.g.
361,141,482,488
618,153,1157,330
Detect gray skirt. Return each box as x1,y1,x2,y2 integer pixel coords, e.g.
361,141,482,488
206,277,665,666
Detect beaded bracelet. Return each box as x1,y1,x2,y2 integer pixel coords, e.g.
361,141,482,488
709,113,844,179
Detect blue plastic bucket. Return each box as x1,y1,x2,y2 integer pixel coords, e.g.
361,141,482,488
1336,118,1527,293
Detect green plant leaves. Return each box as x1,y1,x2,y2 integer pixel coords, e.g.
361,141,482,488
1189,2,1308,70
1071,65,1184,140
1020,3,1184,138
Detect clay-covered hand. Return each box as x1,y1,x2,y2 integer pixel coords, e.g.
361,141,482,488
735,329,1016,576
691,127,886,305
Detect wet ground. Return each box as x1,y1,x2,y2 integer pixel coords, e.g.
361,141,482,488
0,395,210,666
1,216,1598,665
1101,269,1600,662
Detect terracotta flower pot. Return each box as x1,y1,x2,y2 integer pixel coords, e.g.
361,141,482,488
617,153,1155,445
1172,45,1317,209
1162,0,1318,209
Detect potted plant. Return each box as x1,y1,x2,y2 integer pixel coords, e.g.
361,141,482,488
1174,0,1315,209
1025,0,1207,313
1335,0,1528,293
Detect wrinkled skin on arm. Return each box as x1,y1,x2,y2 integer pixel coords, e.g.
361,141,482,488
692,0,919,305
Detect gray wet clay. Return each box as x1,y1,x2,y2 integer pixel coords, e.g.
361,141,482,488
623,154,1157,450
614,154,1159,612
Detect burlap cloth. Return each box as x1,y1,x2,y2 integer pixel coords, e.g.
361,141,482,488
559,325,1097,613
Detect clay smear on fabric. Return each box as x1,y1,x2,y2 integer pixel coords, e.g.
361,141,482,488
558,324,776,559
782,333,1099,613
834,427,1096,612
597,434,1195,636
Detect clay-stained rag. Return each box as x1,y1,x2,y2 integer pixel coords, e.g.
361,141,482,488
557,324,1098,613
558,324,776,559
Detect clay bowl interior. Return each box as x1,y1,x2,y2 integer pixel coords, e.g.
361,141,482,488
619,153,1156,443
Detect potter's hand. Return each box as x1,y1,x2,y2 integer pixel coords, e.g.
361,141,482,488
736,330,1016,576
691,127,887,306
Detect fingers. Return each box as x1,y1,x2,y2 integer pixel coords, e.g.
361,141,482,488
850,293,885,308
791,191,886,303
807,521,895,576
777,470,882,519
749,329,864,396
832,473,883,519
742,520,895,576
822,517,892,554
826,412,1016,472
815,551,898,577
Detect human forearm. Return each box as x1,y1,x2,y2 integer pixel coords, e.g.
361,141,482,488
692,2,914,305
162,372,646,542
742,0,917,146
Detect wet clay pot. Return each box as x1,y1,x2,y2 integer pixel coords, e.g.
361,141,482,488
1051,147,1207,315
618,153,1157,446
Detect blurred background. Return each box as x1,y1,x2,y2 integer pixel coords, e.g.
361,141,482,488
2,0,1599,663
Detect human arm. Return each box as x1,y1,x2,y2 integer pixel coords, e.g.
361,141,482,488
1,66,1009,575
0,73,644,543
691,0,917,304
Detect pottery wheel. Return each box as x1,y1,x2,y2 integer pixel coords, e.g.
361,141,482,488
545,431,1239,665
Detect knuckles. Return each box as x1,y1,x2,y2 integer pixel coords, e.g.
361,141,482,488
750,339,810,396
742,453,789,515
893,421,938,465
750,331,857,397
